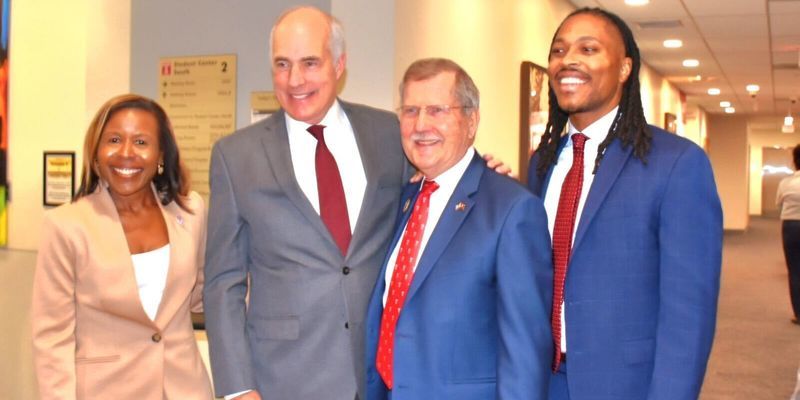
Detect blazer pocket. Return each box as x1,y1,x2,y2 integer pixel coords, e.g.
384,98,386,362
253,316,300,341
75,354,120,364
623,338,655,365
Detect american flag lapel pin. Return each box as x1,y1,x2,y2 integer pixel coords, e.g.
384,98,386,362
455,201,467,212
403,199,411,213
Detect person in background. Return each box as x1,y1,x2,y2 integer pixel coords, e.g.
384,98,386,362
776,144,800,325
364,58,552,400
31,94,212,399
528,8,723,400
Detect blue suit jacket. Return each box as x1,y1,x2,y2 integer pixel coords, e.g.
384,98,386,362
365,154,553,400
528,126,722,400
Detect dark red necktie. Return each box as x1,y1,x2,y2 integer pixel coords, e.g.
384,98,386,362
307,124,351,256
551,133,588,371
376,180,439,389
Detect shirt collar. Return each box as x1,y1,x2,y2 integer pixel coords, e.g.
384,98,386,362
423,147,475,192
285,99,345,133
567,106,619,145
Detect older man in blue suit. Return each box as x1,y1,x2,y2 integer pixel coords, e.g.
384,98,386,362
528,8,723,400
365,58,553,400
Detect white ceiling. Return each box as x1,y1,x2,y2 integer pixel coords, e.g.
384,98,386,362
568,0,800,116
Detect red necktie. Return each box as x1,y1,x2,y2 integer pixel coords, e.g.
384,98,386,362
551,133,588,371
376,180,439,389
307,124,351,256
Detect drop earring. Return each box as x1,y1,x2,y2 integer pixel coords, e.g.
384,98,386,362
157,163,164,175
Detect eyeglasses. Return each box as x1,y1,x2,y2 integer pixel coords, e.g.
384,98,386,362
397,104,471,119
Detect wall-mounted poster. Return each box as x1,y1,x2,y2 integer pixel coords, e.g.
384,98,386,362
664,112,678,134
250,91,281,124
518,61,549,184
0,0,11,246
158,54,237,199
43,152,75,207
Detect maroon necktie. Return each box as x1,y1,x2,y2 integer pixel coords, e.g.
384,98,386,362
376,180,439,389
551,133,588,371
307,124,351,256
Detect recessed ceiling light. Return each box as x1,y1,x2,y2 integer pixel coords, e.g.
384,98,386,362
663,39,683,48
624,0,650,5
707,88,721,95
720,101,731,107
746,84,760,92
682,59,700,67
725,107,736,114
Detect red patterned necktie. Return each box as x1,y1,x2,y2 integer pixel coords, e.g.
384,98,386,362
551,133,588,371
307,124,351,256
376,180,440,389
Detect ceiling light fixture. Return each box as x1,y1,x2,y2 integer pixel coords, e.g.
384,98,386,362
624,0,650,5
746,84,760,93
663,39,683,48
707,88,721,95
783,99,796,134
682,59,699,67
725,107,736,114
720,101,731,108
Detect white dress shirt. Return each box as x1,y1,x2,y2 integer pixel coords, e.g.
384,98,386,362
286,100,367,232
777,171,800,220
131,244,170,321
382,147,475,305
543,107,617,352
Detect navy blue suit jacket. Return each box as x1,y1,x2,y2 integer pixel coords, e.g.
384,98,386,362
528,126,722,400
365,154,553,400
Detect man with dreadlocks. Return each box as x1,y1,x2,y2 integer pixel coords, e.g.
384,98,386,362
527,8,723,400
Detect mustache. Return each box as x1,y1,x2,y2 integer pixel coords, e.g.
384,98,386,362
554,67,590,80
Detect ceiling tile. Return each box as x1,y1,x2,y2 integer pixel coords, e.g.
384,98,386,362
685,0,766,16
694,15,768,39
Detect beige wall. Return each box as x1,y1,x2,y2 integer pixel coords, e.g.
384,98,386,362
8,0,130,251
394,0,574,173
708,115,750,230
639,63,684,134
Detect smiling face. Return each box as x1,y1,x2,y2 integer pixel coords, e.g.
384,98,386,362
400,71,478,179
548,12,632,130
95,108,162,203
271,8,344,124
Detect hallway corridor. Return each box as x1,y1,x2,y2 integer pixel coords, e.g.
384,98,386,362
701,217,800,399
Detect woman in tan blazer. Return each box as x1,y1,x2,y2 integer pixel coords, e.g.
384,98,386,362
32,94,213,399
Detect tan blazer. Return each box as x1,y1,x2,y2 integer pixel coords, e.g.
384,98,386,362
31,187,212,400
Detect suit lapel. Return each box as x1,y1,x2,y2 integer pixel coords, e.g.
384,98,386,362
406,154,483,302
91,187,156,327
153,198,192,330
342,101,384,260
375,182,421,300
572,139,632,252
260,111,340,255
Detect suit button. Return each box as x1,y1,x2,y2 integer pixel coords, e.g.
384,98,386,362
151,333,162,343
345,322,349,329
342,266,350,275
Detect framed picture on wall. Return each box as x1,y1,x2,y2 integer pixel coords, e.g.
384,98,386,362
43,151,75,207
518,61,550,183
664,112,678,134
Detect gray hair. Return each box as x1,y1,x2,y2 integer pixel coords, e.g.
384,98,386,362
269,6,346,63
400,58,480,110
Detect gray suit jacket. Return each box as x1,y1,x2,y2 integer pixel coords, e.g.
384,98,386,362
204,100,412,400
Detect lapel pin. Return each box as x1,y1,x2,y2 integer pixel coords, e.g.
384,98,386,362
403,199,411,213
455,202,467,212
176,215,184,225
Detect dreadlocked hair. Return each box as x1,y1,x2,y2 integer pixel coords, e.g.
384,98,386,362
535,7,652,177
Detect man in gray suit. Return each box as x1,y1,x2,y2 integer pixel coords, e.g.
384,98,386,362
203,6,412,400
